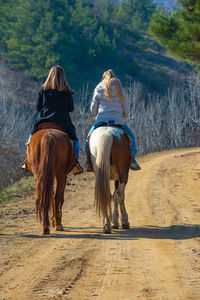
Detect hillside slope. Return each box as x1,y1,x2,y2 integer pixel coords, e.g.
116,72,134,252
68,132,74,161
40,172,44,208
125,42,193,93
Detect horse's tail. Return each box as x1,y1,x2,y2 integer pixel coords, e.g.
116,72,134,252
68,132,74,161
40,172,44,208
36,133,55,229
94,132,113,217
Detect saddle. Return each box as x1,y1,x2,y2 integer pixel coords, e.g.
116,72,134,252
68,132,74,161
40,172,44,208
96,120,123,130
38,122,66,133
95,120,131,145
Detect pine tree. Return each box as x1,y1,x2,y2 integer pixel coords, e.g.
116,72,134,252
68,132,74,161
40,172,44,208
0,0,157,82
0,0,78,78
149,0,200,70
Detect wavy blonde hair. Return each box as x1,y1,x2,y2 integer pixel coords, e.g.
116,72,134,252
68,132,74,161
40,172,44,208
102,69,124,104
43,65,70,92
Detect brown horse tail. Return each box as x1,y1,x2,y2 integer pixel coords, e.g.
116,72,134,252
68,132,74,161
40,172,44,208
36,133,55,229
95,132,113,217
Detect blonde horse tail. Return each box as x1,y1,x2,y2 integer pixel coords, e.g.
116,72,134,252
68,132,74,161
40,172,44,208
95,133,113,217
36,133,54,230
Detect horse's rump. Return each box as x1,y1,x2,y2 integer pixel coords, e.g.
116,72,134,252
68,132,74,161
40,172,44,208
89,126,131,183
27,129,75,175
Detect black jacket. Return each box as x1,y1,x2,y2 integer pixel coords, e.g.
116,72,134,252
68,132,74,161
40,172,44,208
33,88,77,140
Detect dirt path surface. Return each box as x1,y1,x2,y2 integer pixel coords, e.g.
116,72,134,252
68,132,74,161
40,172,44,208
1,148,200,300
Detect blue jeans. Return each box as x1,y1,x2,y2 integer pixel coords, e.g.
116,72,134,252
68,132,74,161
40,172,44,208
26,135,80,158
85,120,136,160
73,139,79,158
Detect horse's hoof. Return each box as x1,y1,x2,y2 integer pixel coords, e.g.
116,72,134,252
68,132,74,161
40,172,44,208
103,227,111,234
111,223,119,229
42,229,50,235
122,223,130,229
56,225,64,231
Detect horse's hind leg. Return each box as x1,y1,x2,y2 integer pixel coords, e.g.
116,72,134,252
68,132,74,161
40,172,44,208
118,183,130,229
103,192,112,233
54,176,66,231
111,181,120,229
50,191,55,228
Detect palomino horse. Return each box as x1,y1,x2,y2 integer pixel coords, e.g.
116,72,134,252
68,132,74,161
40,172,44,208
26,123,76,235
88,126,131,233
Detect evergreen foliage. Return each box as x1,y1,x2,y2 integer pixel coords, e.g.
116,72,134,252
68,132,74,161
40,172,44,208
0,0,155,82
149,0,200,71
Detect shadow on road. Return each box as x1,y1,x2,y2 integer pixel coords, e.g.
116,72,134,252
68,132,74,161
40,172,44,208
1,224,200,240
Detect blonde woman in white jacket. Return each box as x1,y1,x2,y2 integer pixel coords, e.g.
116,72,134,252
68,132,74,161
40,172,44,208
86,69,141,171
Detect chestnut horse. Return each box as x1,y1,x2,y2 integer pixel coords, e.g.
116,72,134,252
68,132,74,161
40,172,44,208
26,123,75,235
88,126,131,233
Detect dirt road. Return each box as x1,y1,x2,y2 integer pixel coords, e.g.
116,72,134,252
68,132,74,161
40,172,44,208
1,148,200,300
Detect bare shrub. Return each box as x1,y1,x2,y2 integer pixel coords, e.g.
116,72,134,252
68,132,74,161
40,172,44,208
126,77,200,155
0,61,37,152
1,60,200,158
72,84,94,154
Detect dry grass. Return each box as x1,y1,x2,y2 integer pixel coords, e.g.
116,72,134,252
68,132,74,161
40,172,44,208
0,176,34,204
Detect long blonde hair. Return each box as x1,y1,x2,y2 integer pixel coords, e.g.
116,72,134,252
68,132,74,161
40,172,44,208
102,69,124,104
43,65,70,92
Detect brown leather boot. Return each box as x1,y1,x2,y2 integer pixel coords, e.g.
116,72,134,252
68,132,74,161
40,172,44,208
73,160,84,175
